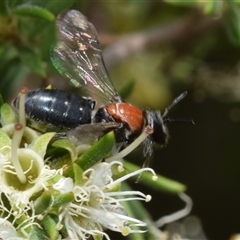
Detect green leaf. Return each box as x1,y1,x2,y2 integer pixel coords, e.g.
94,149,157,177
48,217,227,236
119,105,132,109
203,0,223,15
19,46,46,77
76,131,115,171
12,4,55,21
0,44,18,73
224,1,240,46
34,191,52,214
0,103,17,125
52,138,77,161
29,225,49,240
0,129,11,153
123,160,186,194
73,163,86,186
0,59,29,101
42,215,59,240
30,132,56,158
52,192,74,208
44,0,76,15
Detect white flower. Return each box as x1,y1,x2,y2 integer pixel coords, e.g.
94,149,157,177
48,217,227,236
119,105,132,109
53,177,74,194
54,161,154,240
0,132,59,210
0,218,26,240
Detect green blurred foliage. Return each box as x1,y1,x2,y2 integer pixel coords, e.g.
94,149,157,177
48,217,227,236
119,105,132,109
0,0,240,104
0,0,77,100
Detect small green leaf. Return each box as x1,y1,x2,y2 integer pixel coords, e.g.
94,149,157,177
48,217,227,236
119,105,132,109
0,60,29,101
30,132,56,158
224,1,240,46
19,47,46,77
29,225,49,240
0,103,17,125
52,138,76,161
52,192,74,208
73,163,86,186
76,131,115,171
0,130,11,152
45,174,62,186
34,191,52,214
42,215,59,240
123,160,186,194
44,0,76,15
12,4,55,21
203,0,222,15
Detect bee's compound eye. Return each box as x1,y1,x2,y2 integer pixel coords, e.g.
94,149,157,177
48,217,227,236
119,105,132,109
145,110,168,146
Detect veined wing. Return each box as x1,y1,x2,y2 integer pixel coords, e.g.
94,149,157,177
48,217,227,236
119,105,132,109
50,10,122,103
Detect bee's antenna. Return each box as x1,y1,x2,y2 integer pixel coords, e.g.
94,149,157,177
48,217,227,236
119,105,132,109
164,118,195,125
162,91,188,119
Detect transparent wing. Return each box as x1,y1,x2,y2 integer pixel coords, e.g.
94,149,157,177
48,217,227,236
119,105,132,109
50,10,122,103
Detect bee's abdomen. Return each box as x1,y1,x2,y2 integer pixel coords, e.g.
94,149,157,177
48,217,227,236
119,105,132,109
13,89,95,129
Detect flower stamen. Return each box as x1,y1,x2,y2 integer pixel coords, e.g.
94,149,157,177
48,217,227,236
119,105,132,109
11,123,26,184
106,166,156,189
18,87,28,127
106,126,153,162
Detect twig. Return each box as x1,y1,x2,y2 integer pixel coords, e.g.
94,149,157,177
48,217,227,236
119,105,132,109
102,12,221,69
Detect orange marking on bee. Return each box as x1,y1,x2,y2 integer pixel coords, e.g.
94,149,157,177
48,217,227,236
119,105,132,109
106,103,144,134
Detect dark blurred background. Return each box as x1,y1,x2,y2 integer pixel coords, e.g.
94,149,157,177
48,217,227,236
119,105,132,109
1,1,240,239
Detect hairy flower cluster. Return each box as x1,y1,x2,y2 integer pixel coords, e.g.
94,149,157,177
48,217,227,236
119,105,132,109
0,89,155,240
